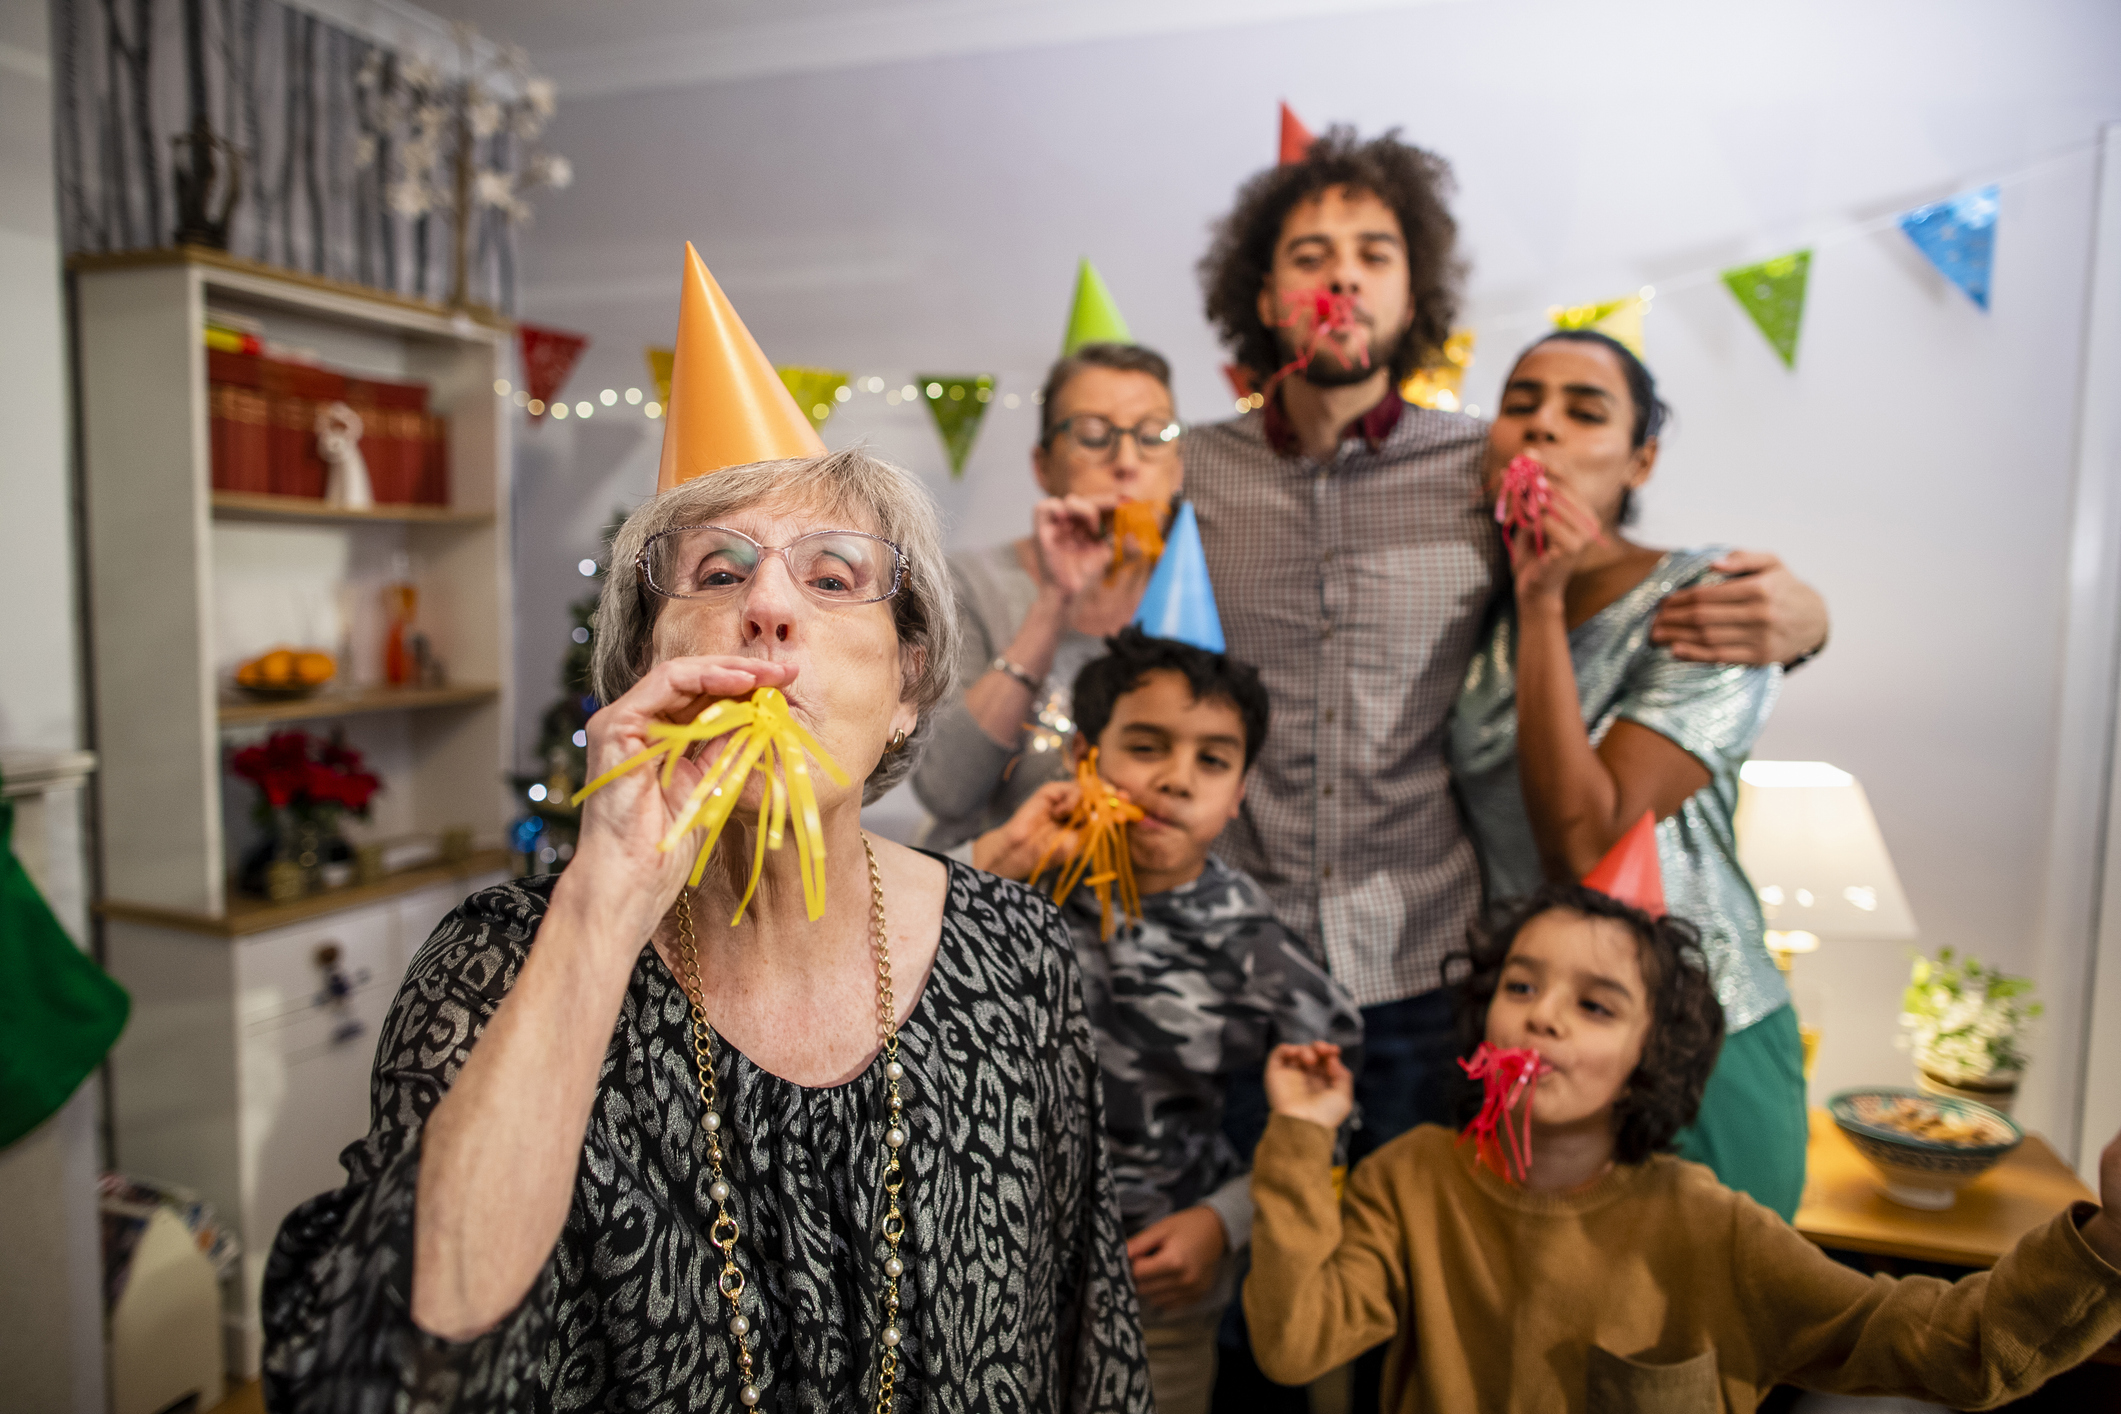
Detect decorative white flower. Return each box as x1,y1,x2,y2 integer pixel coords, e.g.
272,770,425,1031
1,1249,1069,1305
402,57,440,92
470,96,504,139
357,52,383,90
387,179,433,217
501,42,531,76
475,170,516,208
525,76,557,118
530,153,573,191
354,134,377,170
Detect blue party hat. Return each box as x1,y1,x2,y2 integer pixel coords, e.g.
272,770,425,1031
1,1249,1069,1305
1132,502,1225,652
1899,185,1998,311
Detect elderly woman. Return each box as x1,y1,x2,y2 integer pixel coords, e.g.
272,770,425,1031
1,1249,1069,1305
261,449,1152,1411
913,342,1185,856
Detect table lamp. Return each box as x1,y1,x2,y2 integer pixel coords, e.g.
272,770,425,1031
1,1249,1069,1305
1734,761,1919,1077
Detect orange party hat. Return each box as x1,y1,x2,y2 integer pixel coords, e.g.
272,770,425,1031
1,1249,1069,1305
1581,810,1666,915
656,242,826,491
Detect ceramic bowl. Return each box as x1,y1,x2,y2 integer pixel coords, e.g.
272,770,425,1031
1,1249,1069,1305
1828,1087,2022,1210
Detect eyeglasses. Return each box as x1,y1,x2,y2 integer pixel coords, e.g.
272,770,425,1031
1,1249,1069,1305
638,525,907,606
1046,414,1186,459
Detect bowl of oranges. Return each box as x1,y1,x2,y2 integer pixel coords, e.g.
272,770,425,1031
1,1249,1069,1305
235,646,337,700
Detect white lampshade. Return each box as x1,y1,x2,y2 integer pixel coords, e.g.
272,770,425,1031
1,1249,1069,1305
1733,761,1917,940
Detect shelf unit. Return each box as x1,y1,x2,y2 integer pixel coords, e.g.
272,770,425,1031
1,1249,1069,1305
72,249,517,1376
74,247,515,917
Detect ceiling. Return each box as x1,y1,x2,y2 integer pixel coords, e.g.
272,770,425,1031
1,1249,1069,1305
386,0,1457,98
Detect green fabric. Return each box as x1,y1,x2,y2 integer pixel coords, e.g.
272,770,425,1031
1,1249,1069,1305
915,375,995,477
0,778,129,1149
1674,1002,1808,1220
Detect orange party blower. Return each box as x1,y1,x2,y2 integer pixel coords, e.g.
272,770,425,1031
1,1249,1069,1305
1028,748,1144,941
1105,499,1167,584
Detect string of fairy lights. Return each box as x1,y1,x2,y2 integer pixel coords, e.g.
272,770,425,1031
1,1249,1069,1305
490,375,1032,423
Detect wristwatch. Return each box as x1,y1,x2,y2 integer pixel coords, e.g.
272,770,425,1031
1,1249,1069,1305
990,656,1043,693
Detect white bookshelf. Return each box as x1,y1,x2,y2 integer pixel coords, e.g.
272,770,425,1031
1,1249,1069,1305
71,248,518,1376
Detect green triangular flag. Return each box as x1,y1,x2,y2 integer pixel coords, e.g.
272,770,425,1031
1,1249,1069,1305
776,367,852,432
915,375,995,477
1062,259,1132,355
0,778,130,1148
1721,250,1811,368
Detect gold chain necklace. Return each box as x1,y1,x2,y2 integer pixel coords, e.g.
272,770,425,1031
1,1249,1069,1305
675,834,909,1413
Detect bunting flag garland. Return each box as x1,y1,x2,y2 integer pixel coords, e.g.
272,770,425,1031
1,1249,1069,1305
1063,259,1133,354
915,375,994,476
645,346,674,407
1279,102,1315,164
1549,292,1650,356
519,323,589,422
1401,327,1478,410
1721,251,1812,368
1899,185,1999,310
777,367,853,431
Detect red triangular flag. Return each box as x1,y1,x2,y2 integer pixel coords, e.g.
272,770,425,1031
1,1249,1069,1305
1279,102,1315,165
518,323,589,423
1581,811,1665,915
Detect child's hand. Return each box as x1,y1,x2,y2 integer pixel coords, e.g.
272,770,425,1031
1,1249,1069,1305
1264,1042,1355,1130
2083,1127,2121,1270
1125,1205,1227,1311
970,780,1081,880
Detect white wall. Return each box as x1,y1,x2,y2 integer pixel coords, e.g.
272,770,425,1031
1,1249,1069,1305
506,0,2121,1156
0,0,109,1408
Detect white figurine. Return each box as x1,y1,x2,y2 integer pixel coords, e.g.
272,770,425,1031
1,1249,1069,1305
316,401,373,509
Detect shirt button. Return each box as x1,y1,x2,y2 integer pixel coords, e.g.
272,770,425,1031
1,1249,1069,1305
1321,784,1334,797
1321,550,1336,565
1321,624,1334,640
1320,864,1334,880
1323,708,1336,724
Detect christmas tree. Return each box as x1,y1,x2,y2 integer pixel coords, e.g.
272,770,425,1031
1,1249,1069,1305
511,511,627,875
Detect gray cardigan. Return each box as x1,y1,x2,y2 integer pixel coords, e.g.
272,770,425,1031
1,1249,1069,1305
912,542,1107,850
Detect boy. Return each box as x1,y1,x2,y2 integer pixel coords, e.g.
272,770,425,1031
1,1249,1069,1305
1251,882,2121,1410
968,626,1363,1414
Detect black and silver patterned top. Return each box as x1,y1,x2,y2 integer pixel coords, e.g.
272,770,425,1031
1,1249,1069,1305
260,863,1153,1413
1185,400,1503,1008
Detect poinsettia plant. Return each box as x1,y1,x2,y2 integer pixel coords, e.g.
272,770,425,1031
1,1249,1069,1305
230,730,383,827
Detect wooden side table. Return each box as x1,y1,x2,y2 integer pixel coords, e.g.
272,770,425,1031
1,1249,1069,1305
1795,1108,2095,1267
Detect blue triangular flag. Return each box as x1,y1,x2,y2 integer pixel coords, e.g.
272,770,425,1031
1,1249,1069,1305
1899,184,1998,310
1132,503,1225,652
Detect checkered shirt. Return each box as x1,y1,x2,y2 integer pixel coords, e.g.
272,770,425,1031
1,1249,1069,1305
1188,401,1503,1007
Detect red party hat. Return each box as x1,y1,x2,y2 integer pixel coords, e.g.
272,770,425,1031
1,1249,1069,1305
1581,811,1665,915
1279,102,1315,164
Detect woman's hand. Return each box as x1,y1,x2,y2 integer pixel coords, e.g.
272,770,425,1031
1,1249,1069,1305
970,779,1081,880
1508,475,1605,610
1650,550,1830,665
567,654,797,936
1031,494,1116,601
1264,1042,1355,1131
1126,1206,1228,1311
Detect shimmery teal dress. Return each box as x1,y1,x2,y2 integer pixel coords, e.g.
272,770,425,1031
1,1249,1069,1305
1447,547,1807,1219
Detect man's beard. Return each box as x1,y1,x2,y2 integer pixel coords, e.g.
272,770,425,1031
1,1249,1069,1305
1281,320,1416,388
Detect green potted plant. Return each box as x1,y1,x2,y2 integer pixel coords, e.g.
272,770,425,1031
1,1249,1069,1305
1898,948,2040,1114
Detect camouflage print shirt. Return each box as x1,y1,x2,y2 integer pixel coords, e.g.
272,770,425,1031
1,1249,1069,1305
1058,855,1364,1302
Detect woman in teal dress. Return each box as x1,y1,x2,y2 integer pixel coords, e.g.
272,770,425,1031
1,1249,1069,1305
1447,329,1808,1218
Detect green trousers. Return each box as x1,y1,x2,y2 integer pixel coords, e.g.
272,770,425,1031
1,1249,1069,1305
1674,1003,1808,1220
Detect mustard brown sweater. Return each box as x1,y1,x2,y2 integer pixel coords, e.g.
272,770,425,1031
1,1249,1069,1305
1246,1116,2121,1413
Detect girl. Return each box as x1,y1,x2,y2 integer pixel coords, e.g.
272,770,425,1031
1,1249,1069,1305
1449,330,1805,1217
1246,883,2121,1411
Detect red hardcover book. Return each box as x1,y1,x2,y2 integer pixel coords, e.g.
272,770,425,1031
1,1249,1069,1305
346,379,429,503
210,383,272,493
418,412,451,505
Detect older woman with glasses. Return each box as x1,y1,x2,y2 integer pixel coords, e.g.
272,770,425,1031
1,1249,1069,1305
913,342,1186,859
261,448,1152,1412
